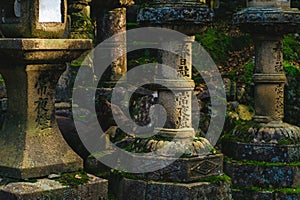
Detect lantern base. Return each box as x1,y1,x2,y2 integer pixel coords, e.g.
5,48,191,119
222,121,300,145
0,174,108,200
222,121,300,199
0,39,92,179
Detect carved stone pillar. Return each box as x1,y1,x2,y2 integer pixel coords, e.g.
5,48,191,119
91,0,134,134
253,36,286,123
92,0,133,82
156,36,195,139
99,7,127,82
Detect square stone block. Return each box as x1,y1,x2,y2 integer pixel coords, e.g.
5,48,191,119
110,177,232,200
225,160,300,188
0,174,108,200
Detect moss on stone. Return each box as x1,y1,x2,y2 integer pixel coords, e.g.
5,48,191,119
127,22,140,29
277,139,295,145
234,186,300,194
225,156,300,167
222,120,260,143
108,169,231,185
197,174,231,183
55,170,89,186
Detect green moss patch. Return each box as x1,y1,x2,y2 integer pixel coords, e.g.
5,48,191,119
55,171,89,186
221,120,260,143
234,186,300,194
225,156,300,167
199,174,231,183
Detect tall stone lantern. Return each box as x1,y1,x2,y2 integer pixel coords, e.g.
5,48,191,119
0,0,108,199
89,1,232,199
222,0,300,198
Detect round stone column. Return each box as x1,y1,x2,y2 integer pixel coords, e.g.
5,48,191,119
252,36,286,123
99,8,127,82
91,1,134,133
92,0,134,82
156,36,195,139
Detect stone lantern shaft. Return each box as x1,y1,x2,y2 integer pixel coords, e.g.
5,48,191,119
92,0,134,82
157,36,195,138
253,35,286,123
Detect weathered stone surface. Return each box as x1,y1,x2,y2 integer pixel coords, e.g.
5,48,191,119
135,154,224,182
250,35,286,123
0,174,108,200
224,160,300,188
222,141,300,163
146,181,232,200
0,0,68,38
153,36,196,142
234,7,300,35
92,0,134,9
0,39,92,63
0,39,92,179
247,0,291,8
227,1,300,199
253,74,286,122
68,0,91,13
137,2,212,35
86,154,223,183
97,8,127,81
233,188,300,200
226,121,300,144
114,136,212,156
232,189,274,200
109,176,147,200
108,176,232,200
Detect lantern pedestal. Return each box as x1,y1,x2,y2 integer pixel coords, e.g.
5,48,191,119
0,38,108,199
0,39,91,179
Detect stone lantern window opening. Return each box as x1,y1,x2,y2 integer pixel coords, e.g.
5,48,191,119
39,0,62,23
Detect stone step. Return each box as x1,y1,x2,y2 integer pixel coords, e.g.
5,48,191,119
86,154,224,183
109,176,232,200
0,174,108,200
222,141,300,163
224,159,300,188
232,188,300,200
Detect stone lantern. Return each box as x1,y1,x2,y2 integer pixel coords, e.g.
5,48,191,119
0,0,108,199
0,0,67,38
88,1,231,199
222,0,300,198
